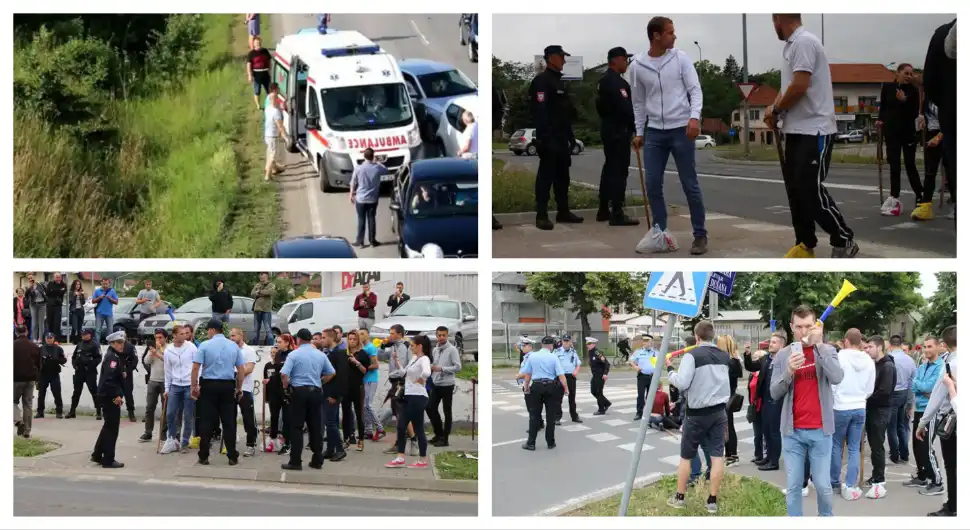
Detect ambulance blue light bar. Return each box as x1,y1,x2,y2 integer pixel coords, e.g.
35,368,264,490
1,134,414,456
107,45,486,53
321,45,381,57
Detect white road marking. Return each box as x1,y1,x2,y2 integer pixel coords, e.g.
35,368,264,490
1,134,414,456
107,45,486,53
659,455,683,466
615,407,638,414
618,442,656,452
516,412,530,418
533,472,663,516
498,405,524,412
561,424,592,432
684,213,738,221
602,419,631,427
627,166,916,195
587,432,621,443
409,19,430,46
491,400,509,406
734,422,753,433
493,437,529,448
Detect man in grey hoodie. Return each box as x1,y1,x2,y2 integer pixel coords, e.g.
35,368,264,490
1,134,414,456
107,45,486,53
769,305,843,516
427,326,462,447
378,324,417,456
629,16,707,255
917,324,957,517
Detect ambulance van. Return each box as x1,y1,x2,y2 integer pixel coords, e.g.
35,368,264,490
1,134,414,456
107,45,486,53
272,29,423,192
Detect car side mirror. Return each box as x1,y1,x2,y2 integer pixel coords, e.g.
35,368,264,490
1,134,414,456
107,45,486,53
463,315,476,322
306,116,320,130
413,102,427,122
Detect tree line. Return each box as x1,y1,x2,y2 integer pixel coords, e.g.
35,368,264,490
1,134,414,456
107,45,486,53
493,54,781,146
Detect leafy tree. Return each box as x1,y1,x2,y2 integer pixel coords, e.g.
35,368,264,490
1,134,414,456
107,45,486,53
525,272,646,356
113,272,305,310
750,69,782,91
723,55,742,83
919,272,956,337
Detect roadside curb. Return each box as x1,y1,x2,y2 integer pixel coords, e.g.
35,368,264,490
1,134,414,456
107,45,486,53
494,207,642,226
175,468,478,494
538,471,665,516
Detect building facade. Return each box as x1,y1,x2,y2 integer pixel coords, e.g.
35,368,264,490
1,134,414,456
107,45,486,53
319,271,478,307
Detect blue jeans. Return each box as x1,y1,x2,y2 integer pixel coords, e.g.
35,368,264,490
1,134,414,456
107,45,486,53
166,385,196,445
689,440,712,483
212,312,230,323
830,409,866,488
642,127,707,237
782,428,834,516
887,390,910,461
317,14,329,32
355,202,378,245
761,398,783,465
95,314,113,343
324,399,341,453
254,311,274,346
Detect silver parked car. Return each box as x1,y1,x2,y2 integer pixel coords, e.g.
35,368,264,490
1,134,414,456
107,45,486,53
368,296,479,361
138,296,281,343
82,297,173,344
508,128,584,156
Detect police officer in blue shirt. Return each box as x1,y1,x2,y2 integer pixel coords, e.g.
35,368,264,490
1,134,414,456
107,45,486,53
281,328,335,471
516,337,541,433
631,334,659,421
518,336,569,451
554,334,583,425
191,319,246,466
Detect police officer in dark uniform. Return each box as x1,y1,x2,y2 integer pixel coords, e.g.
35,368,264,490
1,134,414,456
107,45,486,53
518,336,569,450
530,45,583,230
36,332,67,419
91,331,128,468
117,335,139,422
68,328,102,420
586,337,612,415
596,47,639,226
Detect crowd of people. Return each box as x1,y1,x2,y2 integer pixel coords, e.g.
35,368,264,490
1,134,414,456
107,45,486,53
513,305,957,517
13,278,468,473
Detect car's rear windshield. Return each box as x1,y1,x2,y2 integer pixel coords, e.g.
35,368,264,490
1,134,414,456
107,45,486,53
512,129,525,137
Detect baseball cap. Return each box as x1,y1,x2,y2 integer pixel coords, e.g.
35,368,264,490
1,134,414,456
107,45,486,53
543,45,570,59
607,46,632,61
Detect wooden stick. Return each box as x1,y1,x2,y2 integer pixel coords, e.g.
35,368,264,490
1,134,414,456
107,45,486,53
634,148,652,227
877,131,885,204
156,395,167,454
261,385,267,452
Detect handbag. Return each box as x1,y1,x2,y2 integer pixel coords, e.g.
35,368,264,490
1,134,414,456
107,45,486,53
935,410,956,440
729,393,743,414
746,403,757,423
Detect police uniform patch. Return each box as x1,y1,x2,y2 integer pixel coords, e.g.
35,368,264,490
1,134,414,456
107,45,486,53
620,88,628,98
536,92,545,102
110,360,117,369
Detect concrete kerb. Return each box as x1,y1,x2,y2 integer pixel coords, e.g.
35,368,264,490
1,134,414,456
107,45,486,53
537,471,665,517
175,467,479,493
494,207,642,227
708,152,919,170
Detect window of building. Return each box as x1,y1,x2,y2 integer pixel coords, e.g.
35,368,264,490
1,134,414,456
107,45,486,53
834,96,848,113
858,96,878,113
733,111,740,122
748,109,760,120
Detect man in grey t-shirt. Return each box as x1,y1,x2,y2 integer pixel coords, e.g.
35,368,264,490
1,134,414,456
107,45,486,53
349,148,388,247
765,14,857,260
135,279,162,323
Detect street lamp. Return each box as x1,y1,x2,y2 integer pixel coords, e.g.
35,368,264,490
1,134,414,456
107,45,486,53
694,41,702,63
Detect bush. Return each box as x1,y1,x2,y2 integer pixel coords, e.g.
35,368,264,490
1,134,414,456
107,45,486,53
144,15,207,91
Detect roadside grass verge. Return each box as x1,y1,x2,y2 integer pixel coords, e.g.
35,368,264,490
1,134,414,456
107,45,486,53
434,451,478,480
564,473,785,516
14,437,60,457
13,14,279,257
456,362,478,381
492,158,643,214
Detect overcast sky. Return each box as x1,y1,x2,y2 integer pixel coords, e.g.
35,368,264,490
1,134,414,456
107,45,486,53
919,272,939,299
493,14,955,73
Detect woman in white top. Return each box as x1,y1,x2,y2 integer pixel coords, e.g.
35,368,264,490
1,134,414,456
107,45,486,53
457,111,478,159
385,334,432,468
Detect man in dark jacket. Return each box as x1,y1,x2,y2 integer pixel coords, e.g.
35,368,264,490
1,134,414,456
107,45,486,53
386,282,410,313
45,273,68,342
69,328,103,419
92,332,129,469
586,337,612,414
14,326,42,437
876,64,923,216
322,328,349,461
118,337,139,422
922,19,957,219
865,335,897,498
756,331,788,470
596,46,638,226
36,332,68,419
209,278,233,323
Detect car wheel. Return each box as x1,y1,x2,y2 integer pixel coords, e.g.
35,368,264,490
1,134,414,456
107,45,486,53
526,144,537,156
460,27,466,46
455,334,465,356
513,150,523,156
319,156,336,193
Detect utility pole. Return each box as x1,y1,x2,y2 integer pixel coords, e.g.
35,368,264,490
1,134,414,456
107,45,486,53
742,14,750,157
821,14,825,46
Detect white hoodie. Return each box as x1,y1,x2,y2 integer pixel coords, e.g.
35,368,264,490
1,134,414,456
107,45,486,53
629,48,703,136
164,341,198,394
833,347,876,411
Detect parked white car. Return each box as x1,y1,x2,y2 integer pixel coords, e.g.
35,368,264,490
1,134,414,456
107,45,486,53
435,94,478,157
695,134,716,148
278,297,359,336
369,296,479,360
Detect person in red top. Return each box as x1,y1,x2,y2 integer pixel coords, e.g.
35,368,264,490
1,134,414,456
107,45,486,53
647,388,678,430
246,36,273,110
353,283,378,331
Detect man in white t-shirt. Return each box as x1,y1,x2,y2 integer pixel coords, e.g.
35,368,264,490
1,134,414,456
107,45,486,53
264,83,289,181
764,14,858,259
457,110,478,159
231,328,260,457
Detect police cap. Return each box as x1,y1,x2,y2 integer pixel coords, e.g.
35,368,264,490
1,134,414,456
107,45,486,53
81,328,94,337
641,333,654,340
607,46,633,61
561,334,572,341
106,330,126,343
541,336,556,345
517,336,534,346
543,45,570,59
585,337,599,344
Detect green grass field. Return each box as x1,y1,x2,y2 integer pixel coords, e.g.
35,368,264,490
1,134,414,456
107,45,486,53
492,158,644,214
14,437,59,457
14,15,279,258
433,451,478,480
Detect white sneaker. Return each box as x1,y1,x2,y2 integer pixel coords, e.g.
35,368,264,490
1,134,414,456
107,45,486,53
408,439,418,457
781,483,810,497
842,486,863,501
243,445,256,457
159,438,179,455
881,197,902,216
865,482,888,499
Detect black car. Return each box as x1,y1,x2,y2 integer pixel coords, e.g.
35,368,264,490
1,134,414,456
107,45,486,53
459,13,478,63
83,297,173,345
269,236,358,258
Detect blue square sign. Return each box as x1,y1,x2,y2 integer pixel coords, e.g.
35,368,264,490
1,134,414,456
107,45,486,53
709,272,736,297
643,272,711,318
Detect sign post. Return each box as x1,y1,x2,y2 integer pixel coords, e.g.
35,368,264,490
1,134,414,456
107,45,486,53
618,272,710,517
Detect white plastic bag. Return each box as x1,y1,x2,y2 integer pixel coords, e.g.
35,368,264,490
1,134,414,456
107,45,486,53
635,225,679,254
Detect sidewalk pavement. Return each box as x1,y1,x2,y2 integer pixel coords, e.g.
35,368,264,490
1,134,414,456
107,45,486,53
493,207,951,259
16,414,477,494
726,452,945,517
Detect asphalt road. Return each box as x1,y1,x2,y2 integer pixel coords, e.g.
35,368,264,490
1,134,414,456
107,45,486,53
272,14,477,257
14,475,476,516
495,148,956,256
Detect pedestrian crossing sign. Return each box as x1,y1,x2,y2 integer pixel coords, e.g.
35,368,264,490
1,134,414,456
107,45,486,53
643,272,711,317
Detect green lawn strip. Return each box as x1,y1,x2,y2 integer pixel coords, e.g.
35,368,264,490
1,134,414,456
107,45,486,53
493,158,643,214
14,437,60,457
433,450,478,480
456,363,478,381
564,473,785,516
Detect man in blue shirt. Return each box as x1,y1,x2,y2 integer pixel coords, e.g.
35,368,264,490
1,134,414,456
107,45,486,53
631,333,659,421
91,278,118,344
906,335,945,492
553,334,582,425
349,148,389,248
887,335,917,464
281,328,336,471
191,319,246,466
518,336,569,451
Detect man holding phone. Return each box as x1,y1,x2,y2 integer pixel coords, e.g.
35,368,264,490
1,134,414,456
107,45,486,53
354,283,378,330
387,282,410,313
769,305,844,516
